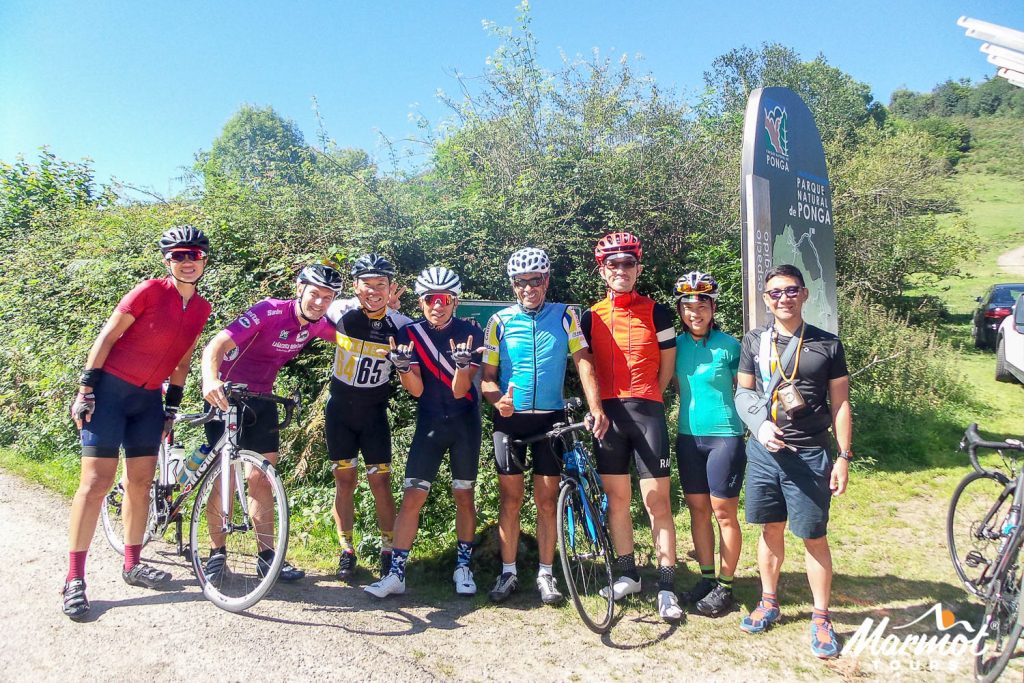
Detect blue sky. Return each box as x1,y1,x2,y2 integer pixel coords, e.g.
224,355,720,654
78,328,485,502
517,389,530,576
2,1,1021,196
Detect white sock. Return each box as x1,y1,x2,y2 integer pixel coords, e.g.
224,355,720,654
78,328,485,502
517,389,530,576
538,563,553,578
502,562,517,575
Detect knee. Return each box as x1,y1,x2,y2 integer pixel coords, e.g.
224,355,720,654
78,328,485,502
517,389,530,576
500,489,524,511
367,474,392,496
535,493,557,517
452,489,475,509
246,471,271,497
711,504,739,526
333,463,358,492
645,494,672,519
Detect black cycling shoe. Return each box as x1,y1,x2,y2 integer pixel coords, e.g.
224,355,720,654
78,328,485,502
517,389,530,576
62,579,90,621
122,562,169,589
682,577,718,604
337,551,357,580
258,550,305,582
379,551,393,578
695,583,735,617
204,548,227,586
488,572,520,603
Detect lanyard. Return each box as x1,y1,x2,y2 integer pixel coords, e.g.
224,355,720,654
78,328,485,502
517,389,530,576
769,324,804,421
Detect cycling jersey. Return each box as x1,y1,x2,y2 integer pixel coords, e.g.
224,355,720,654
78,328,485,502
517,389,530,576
398,317,482,418
325,299,412,403
675,329,743,437
483,302,587,411
581,291,676,402
102,278,211,389
218,298,335,392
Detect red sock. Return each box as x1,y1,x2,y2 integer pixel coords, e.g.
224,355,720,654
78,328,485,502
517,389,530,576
67,550,88,582
124,544,142,572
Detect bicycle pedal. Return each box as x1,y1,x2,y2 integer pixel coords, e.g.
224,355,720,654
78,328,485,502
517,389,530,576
965,550,990,568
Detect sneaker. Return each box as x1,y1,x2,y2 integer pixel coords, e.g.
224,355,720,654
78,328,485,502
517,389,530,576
204,548,227,585
122,562,169,588
337,551,357,580
365,572,405,598
379,551,393,578
658,590,683,622
488,572,520,603
536,574,564,605
696,584,735,617
810,618,841,659
740,600,782,634
454,566,477,595
599,575,641,601
61,578,90,621
682,577,718,604
257,551,306,582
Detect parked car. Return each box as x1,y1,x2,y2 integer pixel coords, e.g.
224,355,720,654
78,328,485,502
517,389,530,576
973,283,1024,349
996,294,1024,383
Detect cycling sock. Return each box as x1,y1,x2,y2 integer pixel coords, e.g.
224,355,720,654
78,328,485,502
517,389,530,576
339,530,354,554
614,553,640,580
391,549,410,581
380,530,394,554
502,562,517,575
657,565,675,591
812,607,830,621
537,563,553,578
124,544,142,572
67,550,87,582
456,540,473,569
718,574,734,590
761,591,780,607
700,564,716,580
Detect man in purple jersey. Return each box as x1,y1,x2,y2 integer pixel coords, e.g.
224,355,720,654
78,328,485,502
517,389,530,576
200,264,344,582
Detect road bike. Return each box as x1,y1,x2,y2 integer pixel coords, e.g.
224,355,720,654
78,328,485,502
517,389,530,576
947,423,1024,681
505,398,615,633
100,383,298,612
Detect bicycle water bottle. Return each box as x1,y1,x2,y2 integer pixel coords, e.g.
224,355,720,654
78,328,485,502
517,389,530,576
177,444,212,486
167,443,187,484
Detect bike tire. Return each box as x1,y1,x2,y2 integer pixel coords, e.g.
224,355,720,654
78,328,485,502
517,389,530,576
188,449,289,613
557,479,615,633
947,469,1013,598
99,460,157,555
975,542,1023,683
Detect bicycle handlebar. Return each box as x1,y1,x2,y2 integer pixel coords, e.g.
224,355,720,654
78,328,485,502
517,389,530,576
961,422,1024,472
503,420,592,471
174,383,301,432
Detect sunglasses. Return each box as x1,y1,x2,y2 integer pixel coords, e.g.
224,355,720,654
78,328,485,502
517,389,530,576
764,286,803,300
605,258,638,270
166,249,207,262
676,281,714,296
422,293,454,307
512,276,546,290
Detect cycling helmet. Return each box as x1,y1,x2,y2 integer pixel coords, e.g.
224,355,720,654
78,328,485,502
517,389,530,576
159,225,209,254
594,232,642,264
507,247,551,278
415,266,462,297
350,253,396,280
674,271,720,303
296,264,344,293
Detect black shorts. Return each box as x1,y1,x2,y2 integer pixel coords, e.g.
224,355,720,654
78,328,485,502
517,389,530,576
676,434,746,498
596,399,670,479
325,381,392,466
204,397,280,455
493,411,566,477
80,372,163,458
404,411,481,489
744,438,833,539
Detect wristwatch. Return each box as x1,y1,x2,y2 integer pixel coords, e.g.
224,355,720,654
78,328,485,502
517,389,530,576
836,450,853,462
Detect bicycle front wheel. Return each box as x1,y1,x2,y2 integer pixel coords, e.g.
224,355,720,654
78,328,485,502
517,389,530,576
948,469,1013,598
557,479,615,633
100,461,156,555
188,449,289,612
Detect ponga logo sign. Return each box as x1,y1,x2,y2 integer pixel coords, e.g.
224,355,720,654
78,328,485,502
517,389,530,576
844,602,988,668
764,104,788,156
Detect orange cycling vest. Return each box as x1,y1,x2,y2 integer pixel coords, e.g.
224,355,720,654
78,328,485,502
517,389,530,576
587,291,667,403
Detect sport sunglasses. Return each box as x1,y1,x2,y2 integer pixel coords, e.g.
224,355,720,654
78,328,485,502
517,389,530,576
166,249,207,262
676,281,715,296
421,293,454,307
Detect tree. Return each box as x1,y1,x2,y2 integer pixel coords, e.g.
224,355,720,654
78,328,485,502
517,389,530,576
197,105,310,187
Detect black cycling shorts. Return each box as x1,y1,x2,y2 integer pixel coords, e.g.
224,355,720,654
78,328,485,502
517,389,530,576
325,380,392,466
204,397,280,455
80,372,163,458
676,434,746,498
404,411,481,488
596,398,670,479
493,410,566,477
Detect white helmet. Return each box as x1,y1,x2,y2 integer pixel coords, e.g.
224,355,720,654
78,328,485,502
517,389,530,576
507,247,550,278
415,266,462,296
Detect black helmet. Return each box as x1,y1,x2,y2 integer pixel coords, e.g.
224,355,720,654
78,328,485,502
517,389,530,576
350,253,396,280
159,225,210,254
296,264,344,293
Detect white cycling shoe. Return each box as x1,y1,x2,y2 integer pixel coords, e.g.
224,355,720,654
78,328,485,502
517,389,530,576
365,572,405,598
599,575,641,601
658,590,683,622
454,566,476,595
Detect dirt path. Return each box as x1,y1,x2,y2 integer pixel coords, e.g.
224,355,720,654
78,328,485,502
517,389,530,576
0,469,975,681
997,245,1024,274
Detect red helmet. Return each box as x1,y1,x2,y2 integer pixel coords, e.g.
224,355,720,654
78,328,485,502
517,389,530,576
594,232,642,264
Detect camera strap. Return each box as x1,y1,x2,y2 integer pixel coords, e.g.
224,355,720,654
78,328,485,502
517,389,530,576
756,323,802,408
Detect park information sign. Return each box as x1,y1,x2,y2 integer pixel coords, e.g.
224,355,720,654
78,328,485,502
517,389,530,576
740,87,838,334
